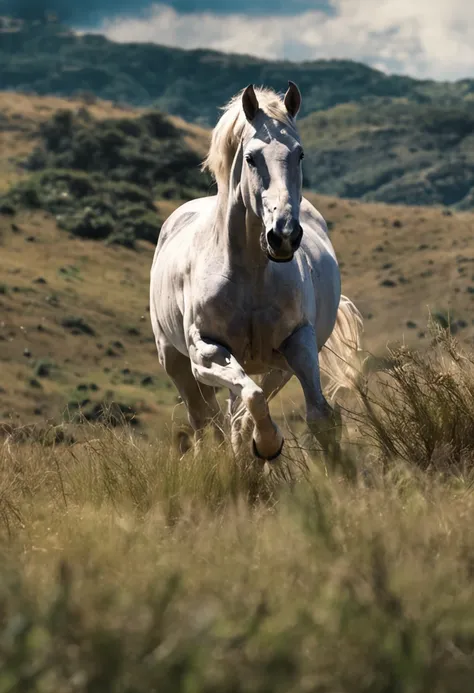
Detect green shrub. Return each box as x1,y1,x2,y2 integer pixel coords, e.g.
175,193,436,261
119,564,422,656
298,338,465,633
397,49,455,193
0,200,16,215
2,106,206,246
62,209,115,240
60,315,95,336
24,109,211,196
2,169,162,247
34,359,56,378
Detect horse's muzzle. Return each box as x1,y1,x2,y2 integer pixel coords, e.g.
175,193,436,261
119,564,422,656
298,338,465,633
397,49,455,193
266,221,303,262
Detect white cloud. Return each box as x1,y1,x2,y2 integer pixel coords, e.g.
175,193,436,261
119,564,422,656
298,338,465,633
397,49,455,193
96,1,474,81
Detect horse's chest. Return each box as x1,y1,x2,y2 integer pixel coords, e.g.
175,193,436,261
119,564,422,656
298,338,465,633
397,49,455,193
245,306,283,363
196,280,298,363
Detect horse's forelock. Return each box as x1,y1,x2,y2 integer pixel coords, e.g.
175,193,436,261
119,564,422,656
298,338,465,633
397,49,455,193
202,87,292,190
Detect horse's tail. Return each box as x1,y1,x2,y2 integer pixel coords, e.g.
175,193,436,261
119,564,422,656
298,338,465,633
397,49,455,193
319,294,364,402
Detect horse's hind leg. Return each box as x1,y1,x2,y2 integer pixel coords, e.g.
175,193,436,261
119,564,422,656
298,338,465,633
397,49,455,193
159,344,224,453
279,325,341,464
188,330,284,461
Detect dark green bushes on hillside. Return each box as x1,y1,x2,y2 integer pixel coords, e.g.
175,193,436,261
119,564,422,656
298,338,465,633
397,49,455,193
1,19,473,124
25,108,208,195
2,107,211,247
301,100,474,209
5,169,162,247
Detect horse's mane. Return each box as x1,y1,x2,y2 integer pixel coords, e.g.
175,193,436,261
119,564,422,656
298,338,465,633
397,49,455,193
202,87,293,190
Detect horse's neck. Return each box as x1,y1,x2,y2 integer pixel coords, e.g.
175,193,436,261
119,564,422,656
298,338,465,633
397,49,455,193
214,188,268,273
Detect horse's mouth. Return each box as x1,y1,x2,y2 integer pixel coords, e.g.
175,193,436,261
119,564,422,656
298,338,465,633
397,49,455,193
260,230,295,263
266,249,294,263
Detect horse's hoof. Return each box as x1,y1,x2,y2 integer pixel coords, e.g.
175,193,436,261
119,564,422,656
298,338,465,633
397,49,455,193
252,437,284,462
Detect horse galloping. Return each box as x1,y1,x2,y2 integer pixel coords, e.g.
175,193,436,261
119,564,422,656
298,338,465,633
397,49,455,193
150,82,363,463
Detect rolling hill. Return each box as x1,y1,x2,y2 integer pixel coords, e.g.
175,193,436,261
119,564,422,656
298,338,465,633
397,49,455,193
3,17,474,210
300,100,474,209
1,29,474,687
1,16,473,125
1,93,474,434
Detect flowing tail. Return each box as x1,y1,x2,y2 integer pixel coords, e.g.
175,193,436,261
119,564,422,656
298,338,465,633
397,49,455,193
319,294,365,402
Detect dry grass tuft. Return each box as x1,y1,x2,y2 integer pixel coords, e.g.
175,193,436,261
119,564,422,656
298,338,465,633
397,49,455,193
358,322,474,473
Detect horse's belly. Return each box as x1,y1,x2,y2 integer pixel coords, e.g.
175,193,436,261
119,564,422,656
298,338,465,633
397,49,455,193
150,262,188,354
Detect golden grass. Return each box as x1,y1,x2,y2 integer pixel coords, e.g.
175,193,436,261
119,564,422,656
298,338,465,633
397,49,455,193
1,413,474,690
2,309,474,689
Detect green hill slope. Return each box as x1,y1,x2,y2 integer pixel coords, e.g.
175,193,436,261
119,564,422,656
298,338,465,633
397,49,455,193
300,99,474,209
3,18,474,209
1,18,474,126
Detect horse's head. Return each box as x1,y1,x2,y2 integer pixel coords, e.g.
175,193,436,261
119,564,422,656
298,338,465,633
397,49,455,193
240,82,304,263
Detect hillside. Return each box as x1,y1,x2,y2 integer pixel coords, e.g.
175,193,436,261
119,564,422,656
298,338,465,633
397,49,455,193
1,95,474,434
3,18,474,210
0,91,209,194
0,91,211,246
1,18,473,126
300,99,474,209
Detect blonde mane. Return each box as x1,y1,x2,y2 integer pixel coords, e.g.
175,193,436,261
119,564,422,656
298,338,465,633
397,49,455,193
202,87,293,190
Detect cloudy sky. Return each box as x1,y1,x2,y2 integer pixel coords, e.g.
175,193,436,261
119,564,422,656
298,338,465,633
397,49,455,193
5,0,474,81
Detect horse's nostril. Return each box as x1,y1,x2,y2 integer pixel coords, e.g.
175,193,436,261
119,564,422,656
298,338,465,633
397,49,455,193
290,224,303,249
267,229,283,250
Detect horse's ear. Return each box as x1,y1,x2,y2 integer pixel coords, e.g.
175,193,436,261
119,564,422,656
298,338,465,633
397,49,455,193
284,81,302,119
242,84,259,122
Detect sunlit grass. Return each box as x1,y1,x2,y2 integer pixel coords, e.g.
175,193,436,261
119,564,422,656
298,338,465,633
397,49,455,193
2,332,474,690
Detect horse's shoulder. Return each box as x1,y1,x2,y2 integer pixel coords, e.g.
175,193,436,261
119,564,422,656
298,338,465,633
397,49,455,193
299,198,337,265
154,196,216,254
300,197,328,234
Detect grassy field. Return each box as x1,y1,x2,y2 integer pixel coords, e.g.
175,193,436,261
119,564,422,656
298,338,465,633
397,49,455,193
2,334,474,690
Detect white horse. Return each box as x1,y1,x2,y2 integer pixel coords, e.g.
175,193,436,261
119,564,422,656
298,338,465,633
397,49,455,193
150,82,363,463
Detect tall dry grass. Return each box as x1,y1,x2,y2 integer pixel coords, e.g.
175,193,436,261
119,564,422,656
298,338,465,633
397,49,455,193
1,329,474,691
358,323,474,473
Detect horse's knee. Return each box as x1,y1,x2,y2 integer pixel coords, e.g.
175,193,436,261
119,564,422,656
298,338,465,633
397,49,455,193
188,330,225,369
190,351,227,387
241,384,267,421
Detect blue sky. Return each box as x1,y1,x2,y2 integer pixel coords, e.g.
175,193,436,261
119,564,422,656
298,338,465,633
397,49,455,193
5,1,474,81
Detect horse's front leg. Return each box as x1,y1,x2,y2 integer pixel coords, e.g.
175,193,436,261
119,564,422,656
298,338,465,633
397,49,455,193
279,324,341,463
229,369,293,454
188,330,284,461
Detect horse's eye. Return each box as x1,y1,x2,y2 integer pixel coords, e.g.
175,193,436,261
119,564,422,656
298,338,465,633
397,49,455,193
245,154,256,167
